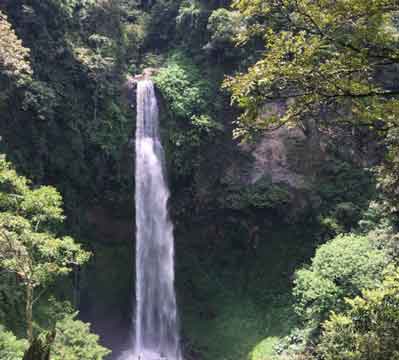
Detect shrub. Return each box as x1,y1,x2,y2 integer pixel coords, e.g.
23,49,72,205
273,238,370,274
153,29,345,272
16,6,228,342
205,8,242,59
318,271,399,360
0,326,27,360
154,52,212,120
293,234,387,324
222,178,292,211
154,52,222,177
52,314,110,360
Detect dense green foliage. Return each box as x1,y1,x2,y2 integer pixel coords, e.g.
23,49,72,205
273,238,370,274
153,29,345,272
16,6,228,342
0,155,105,358
0,326,27,360
293,234,387,325
154,52,223,179
0,10,32,85
0,0,137,207
222,178,292,210
52,314,110,360
225,0,399,139
0,0,398,360
318,271,399,360
0,156,90,342
0,157,108,360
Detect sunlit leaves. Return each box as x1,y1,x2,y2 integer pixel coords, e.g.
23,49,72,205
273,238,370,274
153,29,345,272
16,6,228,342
0,157,90,289
154,52,222,176
0,326,27,360
224,0,399,139
21,187,64,226
318,270,399,360
206,8,243,49
293,233,387,323
52,313,110,360
154,53,211,119
0,11,32,85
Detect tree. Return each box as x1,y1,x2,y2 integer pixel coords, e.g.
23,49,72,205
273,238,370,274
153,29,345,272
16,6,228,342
0,10,32,85
293,234,386,325
0,156,90,343
51,313,110,360
224,0,399,139
23,330,54,360
318,270,399,360
205,8,243,60
74,34,115,124
176,0,209,48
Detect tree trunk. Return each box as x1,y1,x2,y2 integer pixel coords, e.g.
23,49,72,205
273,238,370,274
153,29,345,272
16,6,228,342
23,330,55,360
26,285,33,343
73,265,80,308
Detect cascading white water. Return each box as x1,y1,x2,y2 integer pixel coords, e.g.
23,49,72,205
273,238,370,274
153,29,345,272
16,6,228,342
122,80,181,360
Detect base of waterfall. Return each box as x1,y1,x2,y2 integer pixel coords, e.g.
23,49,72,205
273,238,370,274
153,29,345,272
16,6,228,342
119,349,173,360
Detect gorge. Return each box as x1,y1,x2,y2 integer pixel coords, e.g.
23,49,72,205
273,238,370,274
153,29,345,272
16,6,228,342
0,2,397,360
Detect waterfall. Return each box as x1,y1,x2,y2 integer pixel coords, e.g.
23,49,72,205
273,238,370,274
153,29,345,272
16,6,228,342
122,80,181,360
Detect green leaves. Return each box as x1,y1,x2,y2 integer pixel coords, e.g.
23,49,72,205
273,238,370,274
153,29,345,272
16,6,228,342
154,52,222,177
224,0,399,139
0,156,90,343
52,313,110,360
293,234,387,323
0,157,65,228
21,186,65,226
206,8,242,48
0,157,29,210
154,53,212,119
221,179,291,210
0,326,27,360
318,271,399,360
0,211,90,287
0,155,90,297
0,10,32,85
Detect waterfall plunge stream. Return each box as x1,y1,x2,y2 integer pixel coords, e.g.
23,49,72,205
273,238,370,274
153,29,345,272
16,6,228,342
122,80,181,360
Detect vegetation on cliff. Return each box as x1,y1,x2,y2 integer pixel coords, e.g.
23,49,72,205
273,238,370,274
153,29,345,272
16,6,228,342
0,0,398,359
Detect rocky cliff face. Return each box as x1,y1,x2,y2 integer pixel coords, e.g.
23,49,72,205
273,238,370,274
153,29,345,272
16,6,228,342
223,126,318,219
80,81,380,359
247,128,309,189
125,75,358,219
214,120,380,220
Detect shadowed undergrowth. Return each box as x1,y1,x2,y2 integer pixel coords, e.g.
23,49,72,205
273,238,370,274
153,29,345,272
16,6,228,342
182,289,295,360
